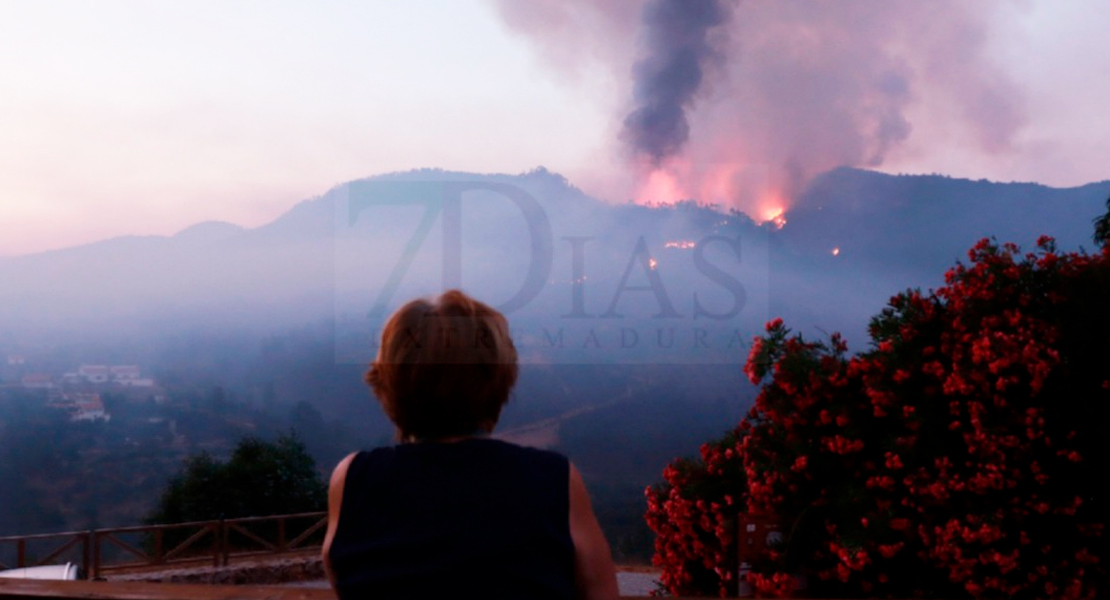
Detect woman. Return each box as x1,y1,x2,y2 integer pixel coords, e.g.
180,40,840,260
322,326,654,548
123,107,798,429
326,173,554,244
323,290,619,600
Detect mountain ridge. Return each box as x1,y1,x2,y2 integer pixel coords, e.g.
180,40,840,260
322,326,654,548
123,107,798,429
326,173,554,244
5,166,1105,263
0,167,1106,346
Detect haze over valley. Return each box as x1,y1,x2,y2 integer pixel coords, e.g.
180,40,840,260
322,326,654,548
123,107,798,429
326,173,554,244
1,166,1106,558
3,0,1110,566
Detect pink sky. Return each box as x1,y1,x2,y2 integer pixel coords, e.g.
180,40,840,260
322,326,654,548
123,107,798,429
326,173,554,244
1,1,1107,257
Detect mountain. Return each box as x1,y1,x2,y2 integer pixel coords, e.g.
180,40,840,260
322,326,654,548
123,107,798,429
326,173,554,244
0,166,1105,348
3,165,1105,435
764,169,1109,344
786,168,1107,274
1,167,1106,558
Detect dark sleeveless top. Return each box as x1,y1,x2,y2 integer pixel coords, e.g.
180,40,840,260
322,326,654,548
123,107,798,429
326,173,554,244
328,438,575,600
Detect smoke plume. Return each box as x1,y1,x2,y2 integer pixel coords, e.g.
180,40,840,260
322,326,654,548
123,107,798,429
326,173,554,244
620,0,732,165
492,1,1028,218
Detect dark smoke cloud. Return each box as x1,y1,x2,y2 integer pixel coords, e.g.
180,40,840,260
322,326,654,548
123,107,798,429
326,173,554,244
620,0,732,164
491,1,1028,209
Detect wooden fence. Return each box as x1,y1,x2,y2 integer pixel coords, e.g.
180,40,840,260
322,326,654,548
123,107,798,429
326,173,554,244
0,512,327,579
0,579,336,600
0,579,700,600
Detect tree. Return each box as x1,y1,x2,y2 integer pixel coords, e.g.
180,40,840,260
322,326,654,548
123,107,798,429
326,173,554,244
647,236,1110,598
148,433,326,525
1093,193,1110,247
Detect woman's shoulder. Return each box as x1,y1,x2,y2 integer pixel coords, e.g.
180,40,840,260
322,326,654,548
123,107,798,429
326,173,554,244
473,438,571,480
335,446,401,483
478,437,568,461
344,439,568,480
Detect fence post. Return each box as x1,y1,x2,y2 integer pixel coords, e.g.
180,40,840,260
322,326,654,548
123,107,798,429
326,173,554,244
278,517,286,551
212,521,222,568
83,531,92,580
222,520,230,567
16,539,25,568
92,531,102,580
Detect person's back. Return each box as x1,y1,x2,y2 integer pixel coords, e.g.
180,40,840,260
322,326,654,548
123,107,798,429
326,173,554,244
322,290,618,600
328,438,574,600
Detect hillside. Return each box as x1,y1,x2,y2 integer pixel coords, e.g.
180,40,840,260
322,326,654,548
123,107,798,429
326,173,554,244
1,167,1107,559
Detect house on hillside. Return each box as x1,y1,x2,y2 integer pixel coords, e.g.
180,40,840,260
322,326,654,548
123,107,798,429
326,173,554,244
110,365,139,382
77,365,111,384
21,373,55,389
66,364,154,387
50,392,110,422
72,394,109,422
110,365,154,387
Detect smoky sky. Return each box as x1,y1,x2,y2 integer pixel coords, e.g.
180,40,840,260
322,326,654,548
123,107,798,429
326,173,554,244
492,0,1027,205
620,0,732,165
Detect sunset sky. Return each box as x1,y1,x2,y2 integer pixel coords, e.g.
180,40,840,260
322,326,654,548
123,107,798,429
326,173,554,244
1,1,1107,257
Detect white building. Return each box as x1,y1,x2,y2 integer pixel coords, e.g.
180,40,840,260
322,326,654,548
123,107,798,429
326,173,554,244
68,393,110,422
77,365,110,384
110,365,139,381
20,373,54,389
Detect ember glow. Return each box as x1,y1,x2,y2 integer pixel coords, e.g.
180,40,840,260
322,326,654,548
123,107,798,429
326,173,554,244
664,240,696,249
631,161,796,227
760,205,787,229
832,247,841,256
649,258,659,270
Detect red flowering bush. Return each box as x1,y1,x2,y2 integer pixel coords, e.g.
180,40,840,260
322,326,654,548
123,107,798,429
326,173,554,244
647,237,1110,598
645,428,747,597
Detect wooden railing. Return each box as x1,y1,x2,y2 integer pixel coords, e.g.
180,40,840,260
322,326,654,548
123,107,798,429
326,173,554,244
0,579,336,599
0,512,327,579
0,532,90,576
0,579,687,600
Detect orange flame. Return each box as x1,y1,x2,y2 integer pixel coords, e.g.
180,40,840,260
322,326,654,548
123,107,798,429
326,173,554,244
629,160,794,226
637,168,687,205
664,240,696,249
759,205,787,229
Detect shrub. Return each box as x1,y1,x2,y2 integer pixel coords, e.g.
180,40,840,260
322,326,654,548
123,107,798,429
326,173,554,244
645,429,747,596
647,238,1110,598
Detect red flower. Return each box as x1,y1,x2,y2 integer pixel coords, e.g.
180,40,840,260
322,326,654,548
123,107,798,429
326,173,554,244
648,237,1109,598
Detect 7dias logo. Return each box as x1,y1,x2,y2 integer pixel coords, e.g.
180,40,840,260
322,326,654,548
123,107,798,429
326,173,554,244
332,178,770,365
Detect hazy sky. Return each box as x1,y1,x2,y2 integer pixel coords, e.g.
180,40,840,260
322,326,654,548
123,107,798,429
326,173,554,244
1,1,1107,257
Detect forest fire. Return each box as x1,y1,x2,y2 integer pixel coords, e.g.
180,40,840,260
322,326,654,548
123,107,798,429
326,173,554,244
637,168,685,205
664,240,696,249
761,206,787,229
633,163,793,232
